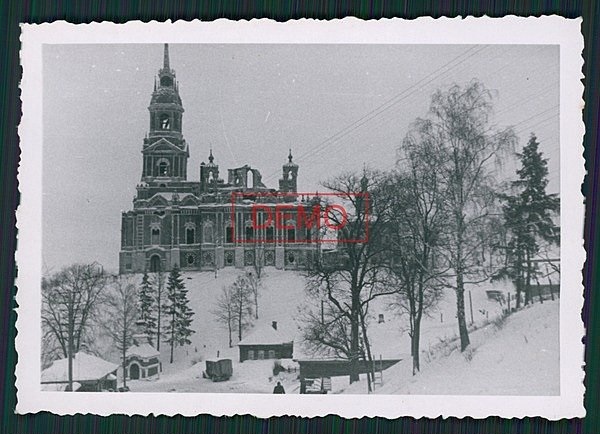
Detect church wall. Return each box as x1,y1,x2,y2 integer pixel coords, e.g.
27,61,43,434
118,45,316,275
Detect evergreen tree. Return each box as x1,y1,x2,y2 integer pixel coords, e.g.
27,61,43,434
138,270,157,345
163,266,195,363
498,134,559,307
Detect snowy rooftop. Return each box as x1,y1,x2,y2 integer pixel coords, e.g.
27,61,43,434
238,322,294,346
41,352,119,383
126,343,160,359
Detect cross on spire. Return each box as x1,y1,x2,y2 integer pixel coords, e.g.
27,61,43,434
163,43,170,70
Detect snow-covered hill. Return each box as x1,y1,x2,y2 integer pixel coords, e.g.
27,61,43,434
339,299,559,395
125,266,529,394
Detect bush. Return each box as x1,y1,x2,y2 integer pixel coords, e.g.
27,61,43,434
272,360,285,376
492,312,509,331
463,346,477,362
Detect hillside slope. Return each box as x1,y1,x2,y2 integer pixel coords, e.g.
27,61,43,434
340,300,559,395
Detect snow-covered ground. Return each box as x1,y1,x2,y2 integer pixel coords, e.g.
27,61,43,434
127,267,305,393
339,299,559,395
122,267,557,395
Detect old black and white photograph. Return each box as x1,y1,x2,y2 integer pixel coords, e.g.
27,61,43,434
17,18,584,418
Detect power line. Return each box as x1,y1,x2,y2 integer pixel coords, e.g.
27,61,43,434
263,45,489,183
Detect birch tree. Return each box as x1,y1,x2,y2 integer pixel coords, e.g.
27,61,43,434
212,285,236,348
230,275,254,342
413,81,516,351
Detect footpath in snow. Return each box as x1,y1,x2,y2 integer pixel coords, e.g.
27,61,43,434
340,299,559,395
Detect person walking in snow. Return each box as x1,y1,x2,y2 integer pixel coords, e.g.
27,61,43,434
273,381,285,394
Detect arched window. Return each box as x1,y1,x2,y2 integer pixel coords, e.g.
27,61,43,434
226,222,234,243
203,223,214,244
245,226,254,242
159,113,171,130
151,228,160,245
186,227,195,244
266,226,274,242
157,160,169,176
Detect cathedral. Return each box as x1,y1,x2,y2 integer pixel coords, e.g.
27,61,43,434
119,44,319,274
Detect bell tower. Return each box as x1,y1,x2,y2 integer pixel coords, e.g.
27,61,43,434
279,149,299,194
141,44,189,182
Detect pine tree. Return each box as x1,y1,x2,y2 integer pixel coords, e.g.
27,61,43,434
498,134,559,307
163,266,195,363
138,270,157,345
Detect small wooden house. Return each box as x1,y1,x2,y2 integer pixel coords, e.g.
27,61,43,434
237,321,293,362
41,352,118,392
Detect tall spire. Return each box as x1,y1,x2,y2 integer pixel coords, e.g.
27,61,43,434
163,43,170,70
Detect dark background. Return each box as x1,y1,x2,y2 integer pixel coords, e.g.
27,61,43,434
1,1,598,433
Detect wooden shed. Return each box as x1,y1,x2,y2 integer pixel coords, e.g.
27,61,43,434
237,321,293,362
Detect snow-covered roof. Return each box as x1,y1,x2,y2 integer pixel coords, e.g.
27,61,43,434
41,352,118,383
238,323,294,346
126,343,160,359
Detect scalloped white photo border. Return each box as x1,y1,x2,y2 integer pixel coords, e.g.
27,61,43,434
16,17,585,418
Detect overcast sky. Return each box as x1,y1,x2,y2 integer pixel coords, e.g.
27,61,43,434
42,44,559,272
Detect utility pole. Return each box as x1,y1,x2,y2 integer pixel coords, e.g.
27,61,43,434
469,290,474,325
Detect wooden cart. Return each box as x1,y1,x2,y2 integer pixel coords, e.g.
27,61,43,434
203,359,233,382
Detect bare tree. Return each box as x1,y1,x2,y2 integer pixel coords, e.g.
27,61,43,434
99,275,138,388
383,162,446,374
409,81,516,351
230,275,254,342
212,285,236,348
41,263,108,391
300,296,354,360
304,170,395,384
245,269,262,320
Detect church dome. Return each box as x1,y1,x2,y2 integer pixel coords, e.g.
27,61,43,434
284,149,298,168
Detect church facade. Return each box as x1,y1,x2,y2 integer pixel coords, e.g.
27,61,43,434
119,45,320,274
